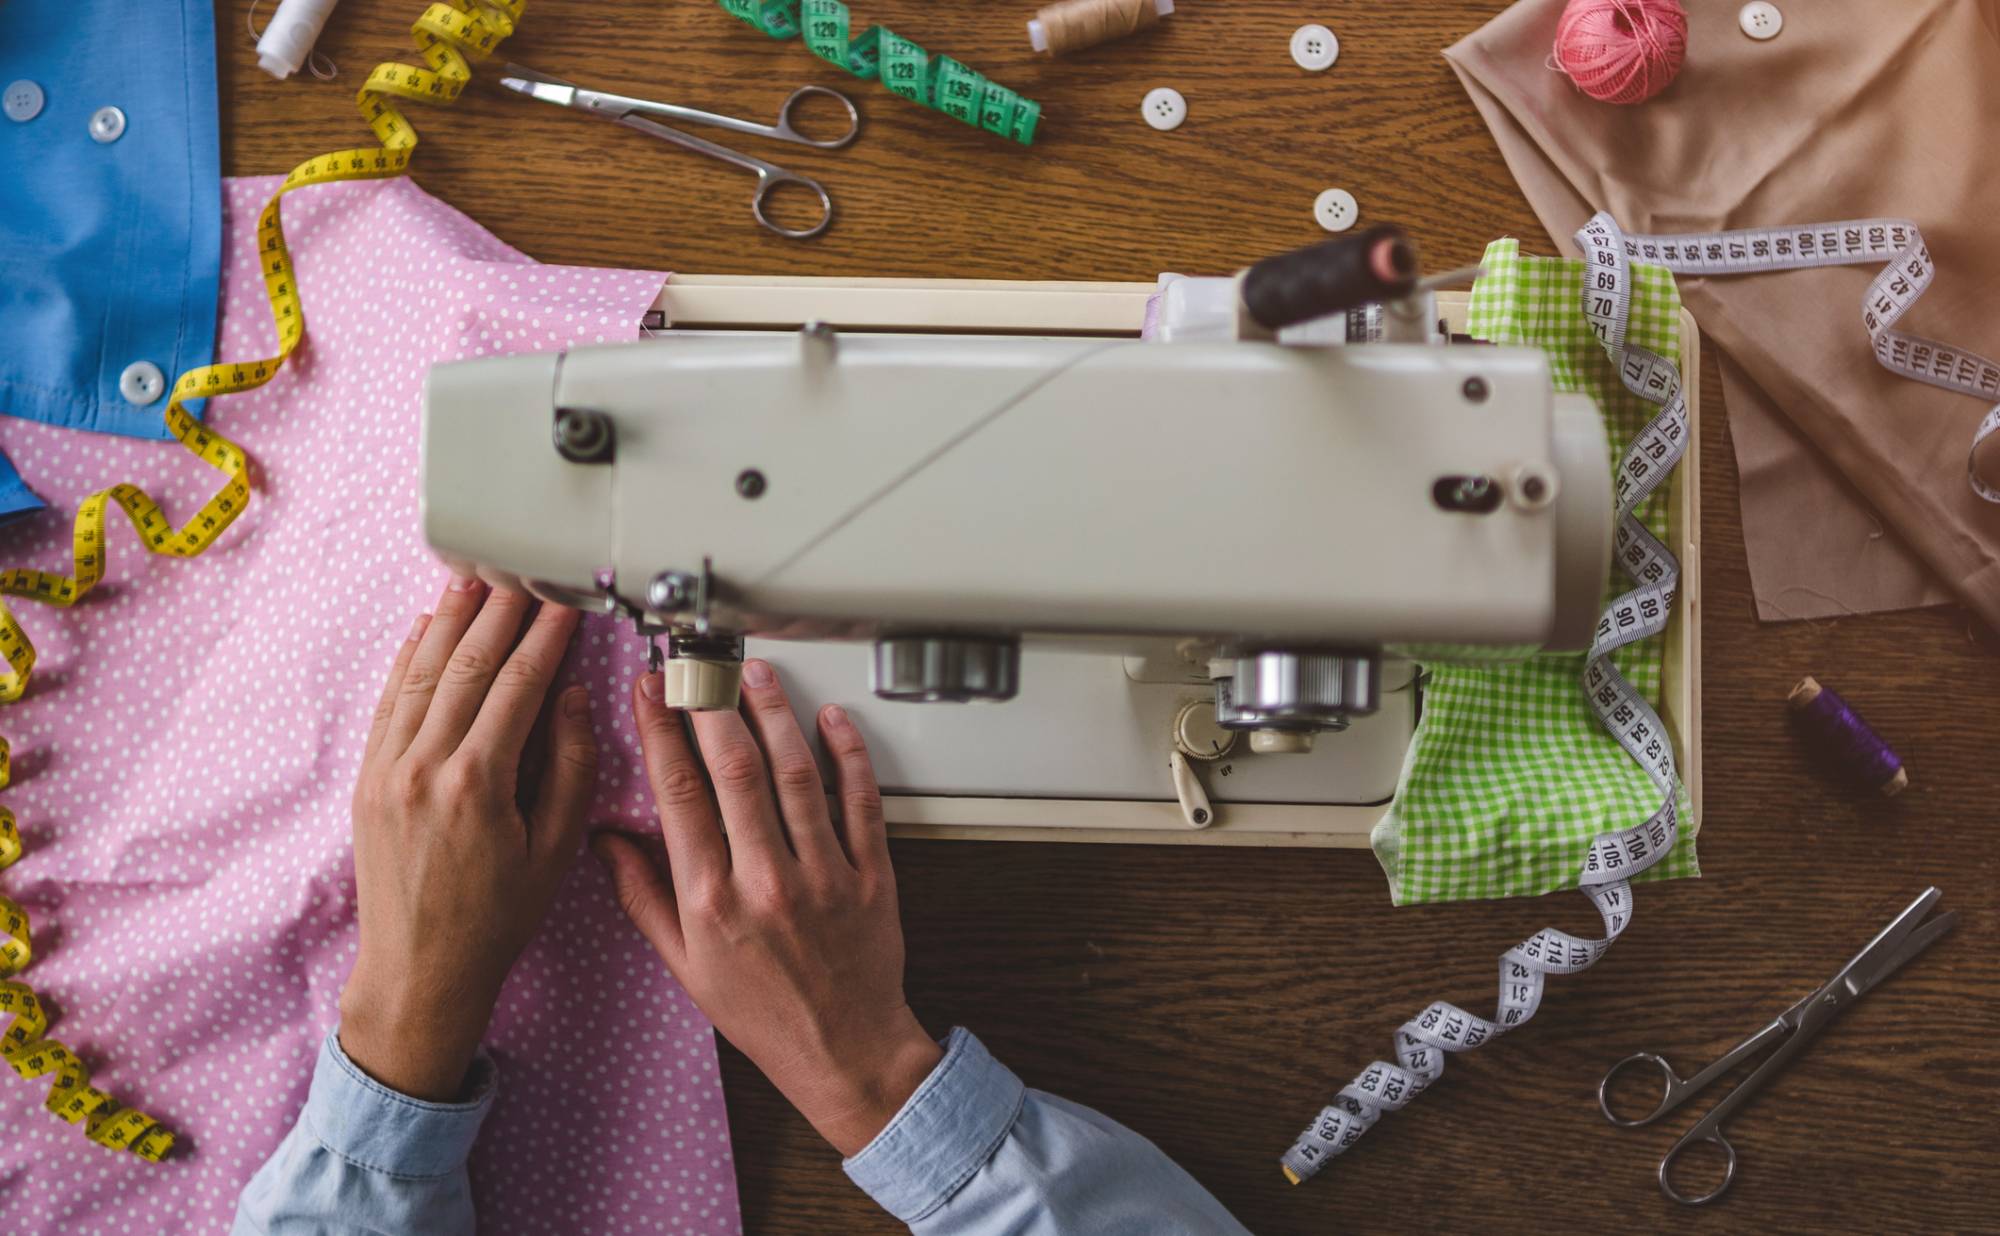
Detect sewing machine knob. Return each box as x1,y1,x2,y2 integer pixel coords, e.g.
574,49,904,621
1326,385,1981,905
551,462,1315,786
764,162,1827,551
662,656,743,711
1172,699,1237,761
1226,651,1381,724
871,636,1020,704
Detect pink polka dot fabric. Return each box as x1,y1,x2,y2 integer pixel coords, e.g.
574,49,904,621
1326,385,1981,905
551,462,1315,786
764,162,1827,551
0,176,743,1234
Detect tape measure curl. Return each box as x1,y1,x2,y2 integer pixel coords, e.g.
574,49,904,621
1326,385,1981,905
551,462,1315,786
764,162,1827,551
1281,211,1689,1182
0,0,525,1161
0,741,175,1159
718,0,1041,145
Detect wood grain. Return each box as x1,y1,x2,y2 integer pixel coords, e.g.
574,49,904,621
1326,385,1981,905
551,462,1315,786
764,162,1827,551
221,2,1999,1231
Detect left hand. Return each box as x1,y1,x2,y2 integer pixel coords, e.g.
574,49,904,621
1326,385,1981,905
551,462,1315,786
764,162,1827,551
338,576,599,1100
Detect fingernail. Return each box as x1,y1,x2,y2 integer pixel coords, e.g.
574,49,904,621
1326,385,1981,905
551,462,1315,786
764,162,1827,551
564,686,589,718
742,659,774,688
640,672,663,702
406,612,431,642
448,574,482,592
823,703,849,729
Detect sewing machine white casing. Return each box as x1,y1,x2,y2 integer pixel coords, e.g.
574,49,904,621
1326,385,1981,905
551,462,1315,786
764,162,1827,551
421,232,1703,845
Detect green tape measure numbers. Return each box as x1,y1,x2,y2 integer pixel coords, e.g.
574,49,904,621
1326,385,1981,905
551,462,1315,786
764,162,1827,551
718,0,1041,144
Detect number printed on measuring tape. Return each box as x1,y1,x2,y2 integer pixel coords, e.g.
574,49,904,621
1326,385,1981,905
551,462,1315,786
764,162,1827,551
717,0,1042,144
1608,218,2000,502
1279,212,1688,1184
0,0,527,1163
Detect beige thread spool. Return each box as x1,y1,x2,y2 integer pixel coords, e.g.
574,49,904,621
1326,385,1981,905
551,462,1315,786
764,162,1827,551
1029,0,1175,54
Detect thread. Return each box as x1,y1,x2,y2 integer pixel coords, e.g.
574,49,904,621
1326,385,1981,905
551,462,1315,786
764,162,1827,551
1029,0,1173,54
1788,676,1909,797
254,0,341,80
1551,0,1686,105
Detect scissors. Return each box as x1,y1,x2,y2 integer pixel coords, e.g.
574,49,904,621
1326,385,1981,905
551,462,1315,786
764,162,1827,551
1598,887,1955,1206
497,64,860,240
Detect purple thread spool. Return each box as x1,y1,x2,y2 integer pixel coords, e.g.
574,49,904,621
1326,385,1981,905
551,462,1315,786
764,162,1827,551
1788,676,1908,797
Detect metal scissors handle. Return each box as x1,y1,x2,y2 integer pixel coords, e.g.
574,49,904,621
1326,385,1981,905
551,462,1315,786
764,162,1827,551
1597,1000,1805,1205
584,83,860,150
613,112,834,240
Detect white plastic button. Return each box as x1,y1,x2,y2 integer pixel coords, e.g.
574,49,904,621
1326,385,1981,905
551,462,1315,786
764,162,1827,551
1141,87,1186,131
1290,24,1339,72
119,361,165,406
1738,2,1783,39
89,105,126,143
3,80,43,123
1314,188,1359,232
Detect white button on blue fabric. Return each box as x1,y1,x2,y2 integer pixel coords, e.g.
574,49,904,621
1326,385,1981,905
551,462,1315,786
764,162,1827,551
89,105,127,143
3,80,44,123
1290,24,1339,72
1314,188,1359,232
1141,87,1186,131
1738,2,1783,39
118,360,165,406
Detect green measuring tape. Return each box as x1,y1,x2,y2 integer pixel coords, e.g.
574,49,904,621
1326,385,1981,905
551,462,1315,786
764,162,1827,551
718,0,1041,145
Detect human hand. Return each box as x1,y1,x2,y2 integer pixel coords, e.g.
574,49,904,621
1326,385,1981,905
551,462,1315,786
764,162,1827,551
338,576,599,1101
594,659,942,1157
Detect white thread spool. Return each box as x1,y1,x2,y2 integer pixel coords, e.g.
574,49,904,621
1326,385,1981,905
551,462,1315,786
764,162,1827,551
257,0,340,80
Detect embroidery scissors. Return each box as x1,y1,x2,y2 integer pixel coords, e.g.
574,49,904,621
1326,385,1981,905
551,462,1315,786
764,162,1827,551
496,64,860,240
1598,887,1954,1205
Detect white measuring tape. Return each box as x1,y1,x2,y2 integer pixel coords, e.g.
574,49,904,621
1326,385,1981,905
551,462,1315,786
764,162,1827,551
1622,217,2000,501
1283,211,1999,1183
1280,210,1687,1184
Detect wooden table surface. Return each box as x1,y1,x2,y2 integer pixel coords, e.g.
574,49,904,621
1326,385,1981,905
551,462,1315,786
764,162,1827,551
222,2,1998,1231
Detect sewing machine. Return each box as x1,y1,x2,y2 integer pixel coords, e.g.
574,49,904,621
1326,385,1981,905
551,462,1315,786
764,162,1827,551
421,230,1701,845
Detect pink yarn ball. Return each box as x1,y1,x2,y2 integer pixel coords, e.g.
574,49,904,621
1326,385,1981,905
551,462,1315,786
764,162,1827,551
1552,0,1688,105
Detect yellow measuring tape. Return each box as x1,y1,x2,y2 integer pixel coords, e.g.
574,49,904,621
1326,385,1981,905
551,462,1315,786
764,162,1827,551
0,0,526,1161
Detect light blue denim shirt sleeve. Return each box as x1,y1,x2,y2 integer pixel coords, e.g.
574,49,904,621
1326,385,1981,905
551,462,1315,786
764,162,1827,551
231,1029,495,1236
844,1028,1252,1236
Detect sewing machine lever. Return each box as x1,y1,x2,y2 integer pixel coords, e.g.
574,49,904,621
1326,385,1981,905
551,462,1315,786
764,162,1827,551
1169,750,1214,829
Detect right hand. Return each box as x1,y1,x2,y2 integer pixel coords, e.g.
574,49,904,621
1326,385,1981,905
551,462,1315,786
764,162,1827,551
592,659,943,1157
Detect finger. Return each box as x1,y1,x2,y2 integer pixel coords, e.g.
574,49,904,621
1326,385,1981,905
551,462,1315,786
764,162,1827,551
408,586,534,758
632,671,730,899
591,832,685,969
383,575,490,756
736,660,846,869
530,686,599,864
818,704,891,875
364,613,430,765
464,603,581,762
689,706,793,872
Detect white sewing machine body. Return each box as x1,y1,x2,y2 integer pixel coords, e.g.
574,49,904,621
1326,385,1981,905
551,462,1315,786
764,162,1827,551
421,250,1701,846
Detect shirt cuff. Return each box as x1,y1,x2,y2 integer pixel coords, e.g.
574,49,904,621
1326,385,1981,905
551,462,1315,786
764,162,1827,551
843,1027,1026,1223
305,1028,497,1179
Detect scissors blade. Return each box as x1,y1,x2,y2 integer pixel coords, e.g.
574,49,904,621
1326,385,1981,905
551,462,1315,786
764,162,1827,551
1802,888,1953,1019
1846,909,1956,1000
497,74,580,109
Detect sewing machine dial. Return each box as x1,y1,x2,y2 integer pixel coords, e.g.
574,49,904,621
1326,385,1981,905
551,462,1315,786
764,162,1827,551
1172,699,1237,761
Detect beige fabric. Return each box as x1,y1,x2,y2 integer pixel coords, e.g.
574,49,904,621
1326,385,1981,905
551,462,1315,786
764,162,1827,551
1446,0,2000,625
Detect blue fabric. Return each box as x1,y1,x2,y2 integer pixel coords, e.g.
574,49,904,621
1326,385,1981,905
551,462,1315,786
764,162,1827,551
0,455,44,523
232,1026,1250,1235
0,0,221,440
232,1030,495,1236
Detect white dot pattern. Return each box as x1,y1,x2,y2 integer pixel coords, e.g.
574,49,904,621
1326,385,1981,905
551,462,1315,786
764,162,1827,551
0,175,742,1234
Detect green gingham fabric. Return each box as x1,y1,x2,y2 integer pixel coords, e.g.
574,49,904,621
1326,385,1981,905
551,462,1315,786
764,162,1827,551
1369,239,1700,905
